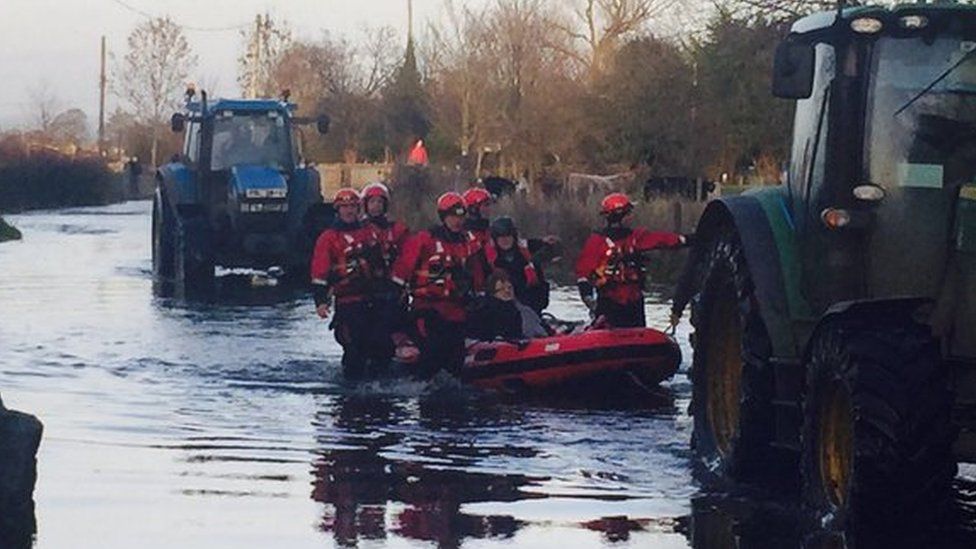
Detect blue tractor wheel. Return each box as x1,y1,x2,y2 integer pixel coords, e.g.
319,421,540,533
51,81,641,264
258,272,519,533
152,192,175,290
174,215,215,298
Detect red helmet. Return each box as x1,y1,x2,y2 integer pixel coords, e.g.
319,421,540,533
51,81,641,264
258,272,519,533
437,192,467,219
362,182,390,202
600,193,633,217
462,187,492,210
333,188,361,207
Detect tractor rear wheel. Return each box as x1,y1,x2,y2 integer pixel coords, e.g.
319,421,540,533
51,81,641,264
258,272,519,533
690,230,775,482
801,319,956,529
151,192,174,281
175,215,215,298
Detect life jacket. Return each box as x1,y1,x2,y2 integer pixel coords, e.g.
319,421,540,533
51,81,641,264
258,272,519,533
412,227,481,301
590,229,644,289
485,239,539,288
364,216,408,278
335,232,371,279
310,221,374,299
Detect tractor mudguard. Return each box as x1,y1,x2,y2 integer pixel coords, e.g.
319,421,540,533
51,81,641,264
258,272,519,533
692,189,807,359
287,167,323,233
156,163,198,206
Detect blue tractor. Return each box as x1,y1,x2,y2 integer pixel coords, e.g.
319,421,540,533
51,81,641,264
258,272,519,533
152,90,333,296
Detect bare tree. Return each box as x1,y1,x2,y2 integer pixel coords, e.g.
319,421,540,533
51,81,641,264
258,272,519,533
270,28,399,161
48,108,90,147
553,0,678,79
425,0,498,162
238,13,292,98
723,0,851,20
357,26,401,96
26,81,61,134
114,16,197,166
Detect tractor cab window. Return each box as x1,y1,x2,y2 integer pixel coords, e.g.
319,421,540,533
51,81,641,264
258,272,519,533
210,112,291,171
291,127,304,166
867,36,976,191
789,43,836,226
185,122,200,164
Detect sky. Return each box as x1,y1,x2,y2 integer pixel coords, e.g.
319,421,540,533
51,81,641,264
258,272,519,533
0,0,457,130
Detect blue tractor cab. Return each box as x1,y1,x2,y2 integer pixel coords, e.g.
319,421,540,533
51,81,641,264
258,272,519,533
152,90,333,296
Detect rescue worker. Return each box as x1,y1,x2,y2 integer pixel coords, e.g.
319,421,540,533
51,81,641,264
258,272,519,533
361,182,410,289
462,187,493,247
484,216,552,315
392,192,487,377
361,182,411,363
575,193,688,328
311,188,382,378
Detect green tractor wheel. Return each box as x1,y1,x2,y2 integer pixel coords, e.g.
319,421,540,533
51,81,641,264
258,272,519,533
801,320,956,528
691,230,775,481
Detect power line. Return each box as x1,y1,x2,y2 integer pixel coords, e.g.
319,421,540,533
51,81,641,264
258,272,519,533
107,0,251,32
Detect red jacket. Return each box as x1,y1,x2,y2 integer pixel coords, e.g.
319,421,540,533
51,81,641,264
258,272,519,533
392,225,486,322
575,227,683,305
364,216,410,280
310,221,375,303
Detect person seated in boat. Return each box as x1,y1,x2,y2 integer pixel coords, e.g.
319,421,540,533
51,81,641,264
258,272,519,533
391,192,488,377
468,270,549,341
575,193,689,328
485,216,557,315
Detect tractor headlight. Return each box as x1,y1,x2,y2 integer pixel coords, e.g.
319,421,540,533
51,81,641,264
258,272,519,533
850,17,883,34
898,15,928,30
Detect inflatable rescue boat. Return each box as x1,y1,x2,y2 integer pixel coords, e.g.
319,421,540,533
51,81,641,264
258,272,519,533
460,328,681,392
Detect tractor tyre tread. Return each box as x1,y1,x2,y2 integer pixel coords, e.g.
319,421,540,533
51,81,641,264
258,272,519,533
690,227,775,482
800,319,956,529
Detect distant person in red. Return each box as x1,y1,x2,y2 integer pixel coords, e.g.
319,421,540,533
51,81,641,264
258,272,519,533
462,187,493,247
392,192,486,377
406,139,429,167
575,193,688,328
311,188,382,377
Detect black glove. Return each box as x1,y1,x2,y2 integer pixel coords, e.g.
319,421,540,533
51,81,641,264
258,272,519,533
312,285,331,307
577,280,597,312
681,233,697,248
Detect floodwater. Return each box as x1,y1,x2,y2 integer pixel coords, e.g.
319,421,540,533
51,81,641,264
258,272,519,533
1,201,975,549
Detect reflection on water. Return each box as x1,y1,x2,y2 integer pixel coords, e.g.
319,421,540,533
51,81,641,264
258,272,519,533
311,393,543,548
1,202,975,548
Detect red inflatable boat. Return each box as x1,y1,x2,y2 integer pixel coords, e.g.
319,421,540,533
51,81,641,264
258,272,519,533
460,328,681,392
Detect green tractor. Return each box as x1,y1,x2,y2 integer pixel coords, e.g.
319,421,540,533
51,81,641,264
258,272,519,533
680,2,976,528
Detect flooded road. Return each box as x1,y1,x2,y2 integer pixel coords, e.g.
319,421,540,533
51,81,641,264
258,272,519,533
4,201,976,548
0,202,694,548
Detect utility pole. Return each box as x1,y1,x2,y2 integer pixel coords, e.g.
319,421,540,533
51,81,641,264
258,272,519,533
98,35,106,154
247,14,262,99
408,0,414,44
